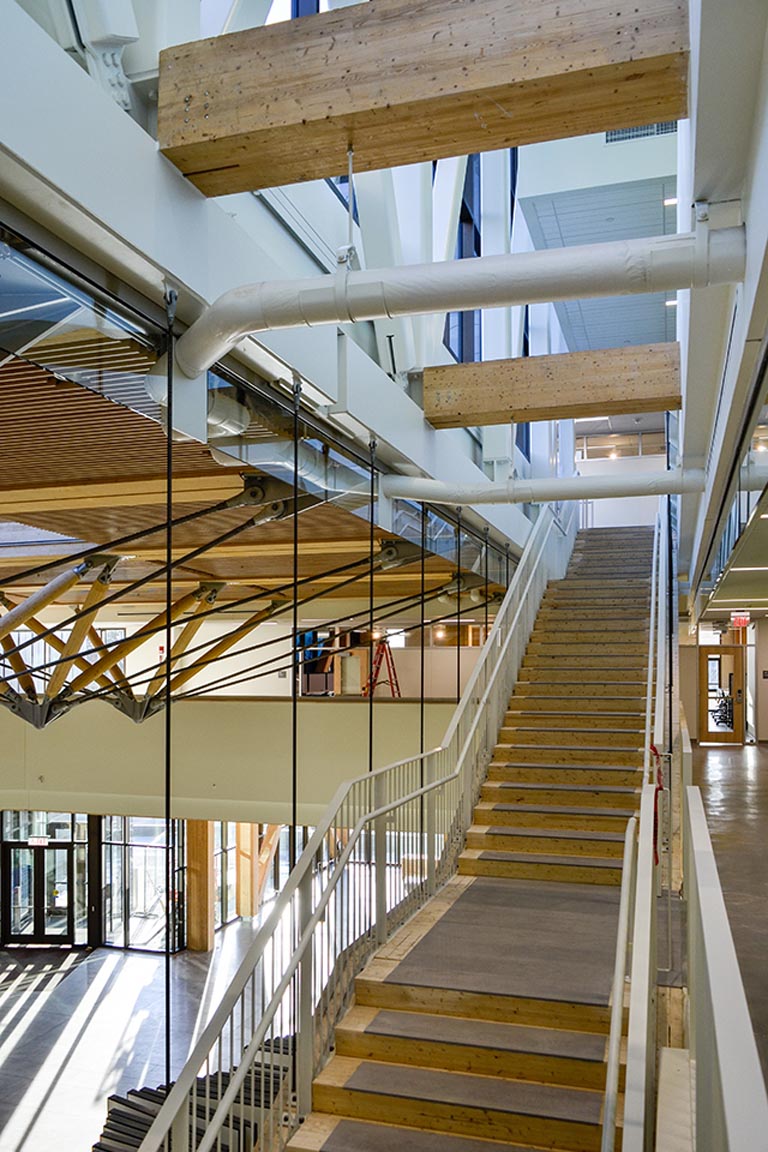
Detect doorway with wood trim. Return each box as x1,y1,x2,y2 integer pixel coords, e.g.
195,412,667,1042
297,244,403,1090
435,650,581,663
698,645,745,745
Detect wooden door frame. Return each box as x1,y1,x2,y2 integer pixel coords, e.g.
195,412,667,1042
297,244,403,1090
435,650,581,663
698,644,745,745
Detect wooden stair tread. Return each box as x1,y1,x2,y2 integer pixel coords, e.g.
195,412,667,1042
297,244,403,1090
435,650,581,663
316,1057,604,1125
472,825,625,843
288,1115,539,1152
485,803,636,817
486,781,638,794
339,1006,607,1062
462,849,620,869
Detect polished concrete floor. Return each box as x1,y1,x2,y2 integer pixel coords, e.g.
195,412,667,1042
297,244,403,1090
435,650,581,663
0,918,264,1152
693,742,768,1080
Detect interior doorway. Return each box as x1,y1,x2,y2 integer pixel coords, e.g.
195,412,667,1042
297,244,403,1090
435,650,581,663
1,842,74,944
698,645,745,745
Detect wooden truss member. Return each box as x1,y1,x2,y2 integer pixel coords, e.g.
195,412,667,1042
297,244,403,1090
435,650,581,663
0,593,126,694
64,587,208,697
0,560,94,643
166,602,279,696
143,583,224,699
45,558,120,699
0,634,37,700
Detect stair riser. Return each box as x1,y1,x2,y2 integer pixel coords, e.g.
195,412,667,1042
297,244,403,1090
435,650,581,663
458,856,621,886
513,684,647,700
474,806,634,833
524,655,647,669
519,670,646,684
527,642,648,655
493,748,643,766
466,831,625,857
503,714,645,730
333,1030,607,1090
354,979,611,1034
488,765,641,786
497,729,642,747
480,786,639,809
312,1085,602,1151
508,696,646,713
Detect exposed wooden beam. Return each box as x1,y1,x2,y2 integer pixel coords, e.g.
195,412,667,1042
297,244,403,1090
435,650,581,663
0,635,37,700
144,585,224,699
45,563,116,699
0,475,244,516
66,588,204,695
0,564,90,641
167,603,277,695
158,0,688,196
423,343,681,429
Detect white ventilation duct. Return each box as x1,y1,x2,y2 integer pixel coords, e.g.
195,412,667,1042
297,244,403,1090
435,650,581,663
381,469,707,505
209,441,368,495
381,462,768,505
173,226,746,380
146,374,251,436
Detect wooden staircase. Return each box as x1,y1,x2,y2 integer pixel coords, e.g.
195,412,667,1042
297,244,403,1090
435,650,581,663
287,527,652,1152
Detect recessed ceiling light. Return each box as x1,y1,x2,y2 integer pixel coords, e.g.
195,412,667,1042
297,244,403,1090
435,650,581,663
663,197,678,207
731,567,768,572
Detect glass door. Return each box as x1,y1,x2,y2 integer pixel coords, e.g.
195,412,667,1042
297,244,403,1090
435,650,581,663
1,843,74,944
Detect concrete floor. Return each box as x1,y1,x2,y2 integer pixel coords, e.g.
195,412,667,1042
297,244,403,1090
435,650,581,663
693,742,768,1080
0,918,264,1152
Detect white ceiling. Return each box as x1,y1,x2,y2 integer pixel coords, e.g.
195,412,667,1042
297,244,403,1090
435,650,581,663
519,176,678,351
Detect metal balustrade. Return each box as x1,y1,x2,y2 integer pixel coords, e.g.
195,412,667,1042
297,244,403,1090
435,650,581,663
137,501,577,1152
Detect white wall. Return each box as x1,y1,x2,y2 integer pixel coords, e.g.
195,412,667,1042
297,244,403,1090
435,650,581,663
0,698,455,825
517,131,678,199
577,456,667,527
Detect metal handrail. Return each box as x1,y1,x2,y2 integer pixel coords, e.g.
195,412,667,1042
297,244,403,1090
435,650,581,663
138,500,577,1152
600,815,638,1152
643,511,661,783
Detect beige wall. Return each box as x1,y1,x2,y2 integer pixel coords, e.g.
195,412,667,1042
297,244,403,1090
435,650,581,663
0,698,455,825
679,642,699,741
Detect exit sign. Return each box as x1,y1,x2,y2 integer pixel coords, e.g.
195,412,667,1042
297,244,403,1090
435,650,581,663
731,612,750,628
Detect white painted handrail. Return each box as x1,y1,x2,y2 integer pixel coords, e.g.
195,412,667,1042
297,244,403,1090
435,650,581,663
623,784,658,1152
601,816,638,1152
685,786,768,1151
138,500,577,1152
643,512,661,783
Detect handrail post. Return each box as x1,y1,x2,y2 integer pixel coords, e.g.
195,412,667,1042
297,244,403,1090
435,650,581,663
171,1105,189,1152
374,772,387,945
296,865,314,1118
425,756,436,897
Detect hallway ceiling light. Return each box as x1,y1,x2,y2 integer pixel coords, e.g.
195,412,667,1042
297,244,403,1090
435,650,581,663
731,567,768,572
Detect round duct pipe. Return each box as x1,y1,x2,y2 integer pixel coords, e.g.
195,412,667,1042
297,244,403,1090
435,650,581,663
173,226,746,380
145,373,251,436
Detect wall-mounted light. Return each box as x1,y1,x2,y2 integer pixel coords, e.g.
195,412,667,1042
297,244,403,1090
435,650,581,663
665,299,678,307
663,197,678,207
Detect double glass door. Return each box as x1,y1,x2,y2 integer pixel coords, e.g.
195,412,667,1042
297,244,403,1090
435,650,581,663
1,843,74,944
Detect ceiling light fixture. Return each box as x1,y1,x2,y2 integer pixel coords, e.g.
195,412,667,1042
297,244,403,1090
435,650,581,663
663,197,678,207
665,299,678,307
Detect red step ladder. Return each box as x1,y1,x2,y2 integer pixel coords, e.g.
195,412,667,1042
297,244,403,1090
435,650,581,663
363,639,401,698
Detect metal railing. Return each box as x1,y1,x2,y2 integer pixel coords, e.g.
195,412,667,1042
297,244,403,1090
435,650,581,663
684,786,768,1151
622,783,658,1152
604,502,667,1152
137,501,577,1152
600,816,638,1152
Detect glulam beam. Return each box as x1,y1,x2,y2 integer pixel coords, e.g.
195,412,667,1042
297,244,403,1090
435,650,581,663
423,343,681,429
157,0,688,196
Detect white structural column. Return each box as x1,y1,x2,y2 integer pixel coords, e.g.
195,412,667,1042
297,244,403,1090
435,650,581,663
480,149,514,481
353,168,416,376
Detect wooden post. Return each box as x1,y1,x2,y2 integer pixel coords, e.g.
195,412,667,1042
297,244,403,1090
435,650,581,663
186,819,215,952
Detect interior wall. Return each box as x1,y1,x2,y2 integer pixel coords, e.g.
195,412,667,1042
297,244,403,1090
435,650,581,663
0,698,455,825
578,456,667,527
679,640,699,740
